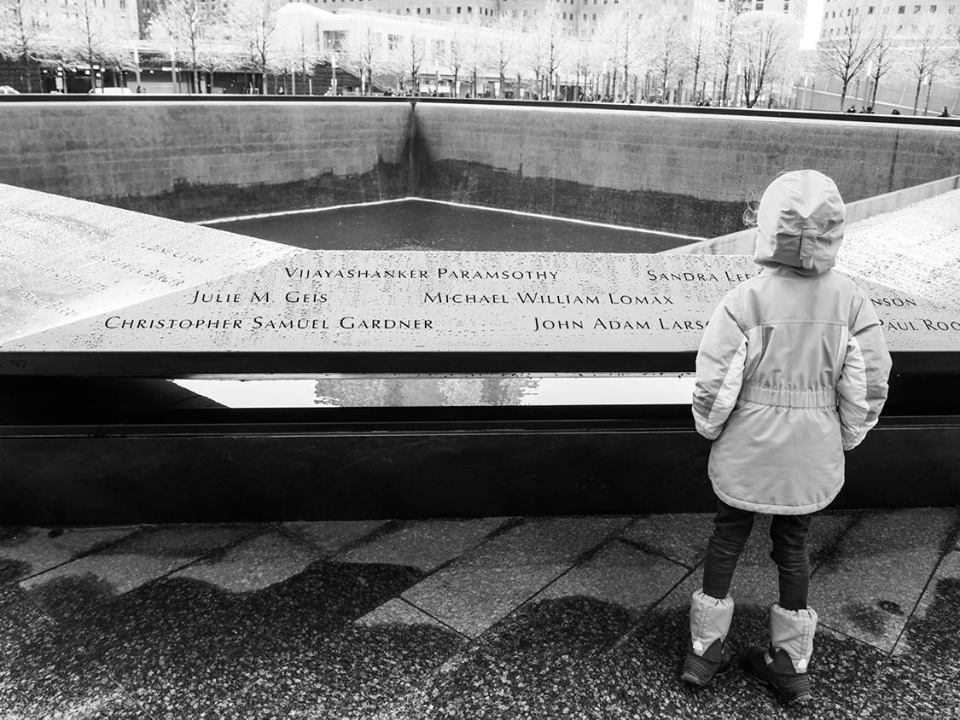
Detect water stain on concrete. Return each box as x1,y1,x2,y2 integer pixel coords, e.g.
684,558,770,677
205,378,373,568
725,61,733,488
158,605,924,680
842,602,890,636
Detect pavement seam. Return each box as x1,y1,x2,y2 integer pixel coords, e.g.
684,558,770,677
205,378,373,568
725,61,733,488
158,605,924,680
606,558,703,653
884,510,960,658
7,524,150,587
615,532,698,570
808,510,864,580
389,596,474,641
491,516,638,625
371,516,636,719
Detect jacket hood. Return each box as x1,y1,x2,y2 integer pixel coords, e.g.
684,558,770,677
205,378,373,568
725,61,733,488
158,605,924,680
753,170,845,276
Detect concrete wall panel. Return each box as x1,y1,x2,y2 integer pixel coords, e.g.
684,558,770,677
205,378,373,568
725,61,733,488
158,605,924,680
3,100,960,237
415,104,960,237
0,101,412,221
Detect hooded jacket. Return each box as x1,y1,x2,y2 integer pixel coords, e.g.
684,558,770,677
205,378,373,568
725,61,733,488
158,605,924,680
692,170,892,515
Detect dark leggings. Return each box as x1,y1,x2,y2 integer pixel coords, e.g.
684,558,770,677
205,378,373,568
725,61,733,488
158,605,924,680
702,500,813,611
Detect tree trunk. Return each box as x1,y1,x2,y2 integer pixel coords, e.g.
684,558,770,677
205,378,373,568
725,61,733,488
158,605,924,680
913,74,922,115
839,77,849,111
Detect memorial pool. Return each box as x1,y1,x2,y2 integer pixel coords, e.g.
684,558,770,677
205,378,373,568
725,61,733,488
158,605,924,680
206,198,703,253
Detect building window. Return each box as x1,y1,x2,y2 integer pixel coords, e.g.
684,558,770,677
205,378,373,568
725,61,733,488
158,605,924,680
867,5,874,12
897,5,905,12
913,3,920,11
930,4,937,11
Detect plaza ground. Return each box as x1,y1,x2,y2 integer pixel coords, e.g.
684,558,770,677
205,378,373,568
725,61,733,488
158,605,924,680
2,508,959,718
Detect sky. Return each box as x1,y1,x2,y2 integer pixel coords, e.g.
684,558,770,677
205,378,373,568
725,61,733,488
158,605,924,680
803,0,826,49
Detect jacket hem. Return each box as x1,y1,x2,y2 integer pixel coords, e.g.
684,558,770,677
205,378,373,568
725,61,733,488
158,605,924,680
712,483,840,515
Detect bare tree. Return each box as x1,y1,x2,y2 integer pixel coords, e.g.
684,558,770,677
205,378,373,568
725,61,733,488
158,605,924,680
648,12,686,103
0,0,44,92
461,13,487,97
533,6,566,100
570,25,595,100
903,24,951,115
867,23,897,108
227,0,281,94
818,13,880,110
56,0,130,86
151,0,221,93
406,31,425,94
490,12,520,98
686,19,713,104
447,31,464,96
596,8,643,101
344,25,379,95
522,13,545,98
714,0,749,106
736,11,798,108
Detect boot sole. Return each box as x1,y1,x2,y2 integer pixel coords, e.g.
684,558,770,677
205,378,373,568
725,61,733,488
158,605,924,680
745,666,813,704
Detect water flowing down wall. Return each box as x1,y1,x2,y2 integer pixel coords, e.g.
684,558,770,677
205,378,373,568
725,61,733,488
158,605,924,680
2,99,960,236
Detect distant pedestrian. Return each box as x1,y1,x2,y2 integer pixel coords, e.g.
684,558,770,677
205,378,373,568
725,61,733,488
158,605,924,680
940,106,950,117
891,108,901,115
680,170,892,705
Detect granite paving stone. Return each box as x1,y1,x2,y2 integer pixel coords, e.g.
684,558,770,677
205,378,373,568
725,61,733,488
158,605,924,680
383,593,639,719
619,513,713,567
281,519,389,556
58,552,425,717
0,525,139,584
171,529,322,593
338,517,512,572
207,623,464,719
809,508,960,652
400,517,628,638
860,655,960,719
0,513,955,719
586,601,888,720
0,595,149,719
355,597,454,630
892,550,960,664
535,539,690,618
19,524,261,622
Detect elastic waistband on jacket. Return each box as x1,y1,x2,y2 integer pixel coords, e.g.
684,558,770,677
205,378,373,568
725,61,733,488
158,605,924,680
741,385,836,408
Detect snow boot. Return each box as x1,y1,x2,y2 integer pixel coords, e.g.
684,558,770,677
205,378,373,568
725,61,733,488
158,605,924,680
745,603,817,704
680,590,734,686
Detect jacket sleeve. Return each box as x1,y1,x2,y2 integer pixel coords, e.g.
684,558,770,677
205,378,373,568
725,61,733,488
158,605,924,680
836,293,892,451
692,294,748,440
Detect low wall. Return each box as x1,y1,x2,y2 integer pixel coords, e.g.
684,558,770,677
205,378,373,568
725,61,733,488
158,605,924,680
670,174,960,255
0,100,412,221
3,99,960,234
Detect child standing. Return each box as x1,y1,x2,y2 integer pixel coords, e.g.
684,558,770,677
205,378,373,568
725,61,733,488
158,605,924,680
680,170,892,703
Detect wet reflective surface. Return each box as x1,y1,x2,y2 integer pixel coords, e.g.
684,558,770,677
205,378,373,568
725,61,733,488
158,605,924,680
174,374,696,408
3,510,958,718
207,199,702,254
